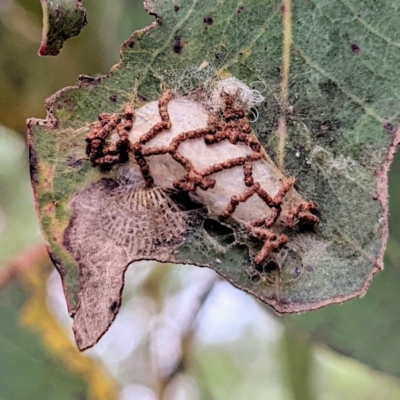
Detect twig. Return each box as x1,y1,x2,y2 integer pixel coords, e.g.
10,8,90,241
0,242,49,290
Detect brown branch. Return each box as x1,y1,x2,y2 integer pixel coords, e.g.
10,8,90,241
0,242,49,290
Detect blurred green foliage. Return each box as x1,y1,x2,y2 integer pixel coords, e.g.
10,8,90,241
0,126,40,264
0,260,119,400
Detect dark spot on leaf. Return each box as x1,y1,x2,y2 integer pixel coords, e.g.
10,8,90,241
317,119,341,138
251,274,260,283
77,75,101,87
215,53,221,60
138,94,149,102
237,6,244,13
204,218,235,245
110,301,118,313
254,262,264,273
357,13,361,18
173,36,183,54
372,194,378,200
168,189,205,213
84,270,92,279
148,11,162,24
364,93,374,104
280,5,286,13
265,260,279,273
264,46,268,51
203,16,214,25
351,43,361,55
298,211,321,232
28,144,39,187
78,75,96,83
66,156,83,169
174,5,180,12
99,163,113,173
128,41,135,48
302,115,342,148
48,252,67,281
254,259,280,274
109,94,117,103
306,265,314,272
384,122,394,131
319,79,339,95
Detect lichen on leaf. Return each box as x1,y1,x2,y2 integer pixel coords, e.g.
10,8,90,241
39,0,87,56
28,0,400,350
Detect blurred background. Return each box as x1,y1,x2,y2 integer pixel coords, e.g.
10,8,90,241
1,1,400,399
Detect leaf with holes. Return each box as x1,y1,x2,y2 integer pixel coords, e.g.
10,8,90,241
28,0,400,350
39,0,87,56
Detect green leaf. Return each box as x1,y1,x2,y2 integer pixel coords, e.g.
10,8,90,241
39,0,87,56
28,0,400,349
284,153,400,378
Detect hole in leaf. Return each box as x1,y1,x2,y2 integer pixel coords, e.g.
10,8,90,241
203,218,235,245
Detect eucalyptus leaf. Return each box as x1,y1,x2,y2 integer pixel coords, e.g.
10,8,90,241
28,0,400,349
39,0,87,56
284,154,400,378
